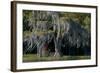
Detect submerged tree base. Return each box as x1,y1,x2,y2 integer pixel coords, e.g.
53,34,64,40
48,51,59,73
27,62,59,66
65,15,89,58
23,54,91,62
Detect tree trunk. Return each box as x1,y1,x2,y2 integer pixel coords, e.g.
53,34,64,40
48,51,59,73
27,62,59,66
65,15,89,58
54,38,62,57
53,13,62,57
41,43,49,57
36,41,42,57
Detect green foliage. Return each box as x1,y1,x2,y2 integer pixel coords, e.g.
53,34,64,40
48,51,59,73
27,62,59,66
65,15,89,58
23,10,33,31
23,10,91,33
59,12,91,31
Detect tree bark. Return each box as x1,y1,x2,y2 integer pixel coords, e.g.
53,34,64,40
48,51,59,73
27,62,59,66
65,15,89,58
53,13,62,57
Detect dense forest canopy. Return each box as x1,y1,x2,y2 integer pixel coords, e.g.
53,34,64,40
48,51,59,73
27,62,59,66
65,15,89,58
23,10,91,32
23,10,91,57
